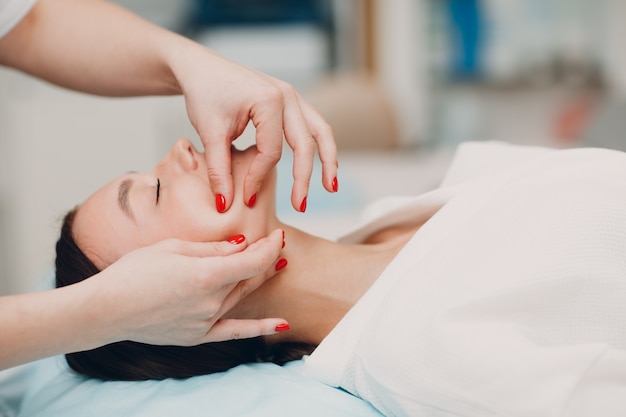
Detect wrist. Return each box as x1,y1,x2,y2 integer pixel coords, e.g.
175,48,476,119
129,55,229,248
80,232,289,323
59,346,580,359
162,35,224,97
72,273,128,348
157,33,204,96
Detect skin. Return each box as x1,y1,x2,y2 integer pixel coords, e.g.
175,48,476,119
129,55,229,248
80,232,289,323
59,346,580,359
0,0,338,369
75,140,427,346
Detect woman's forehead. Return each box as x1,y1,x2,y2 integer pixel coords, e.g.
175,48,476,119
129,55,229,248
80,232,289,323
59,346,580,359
73,176,134,269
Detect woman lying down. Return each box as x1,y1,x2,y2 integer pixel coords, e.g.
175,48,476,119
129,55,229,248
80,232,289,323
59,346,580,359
55,139,626,417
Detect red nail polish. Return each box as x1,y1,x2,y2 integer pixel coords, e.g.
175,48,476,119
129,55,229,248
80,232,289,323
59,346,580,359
332,177,339,192
247,193,257,208
216,194,226,213
275,258,288,271
299,197,307,213
275,323,290,332
227,234,245,245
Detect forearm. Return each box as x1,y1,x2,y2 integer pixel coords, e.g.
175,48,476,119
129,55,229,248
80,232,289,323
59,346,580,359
0,0,192,96
0,279,116,370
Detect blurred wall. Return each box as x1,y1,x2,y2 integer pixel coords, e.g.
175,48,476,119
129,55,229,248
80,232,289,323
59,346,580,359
0,68,172,294
604,0,626,97
371,0,429,146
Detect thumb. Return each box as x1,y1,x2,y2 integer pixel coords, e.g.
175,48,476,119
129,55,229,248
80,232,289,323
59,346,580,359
202,318,290,342
157,236,249,258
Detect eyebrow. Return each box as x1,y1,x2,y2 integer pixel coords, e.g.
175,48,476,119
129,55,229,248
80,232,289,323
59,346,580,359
118,178,136,222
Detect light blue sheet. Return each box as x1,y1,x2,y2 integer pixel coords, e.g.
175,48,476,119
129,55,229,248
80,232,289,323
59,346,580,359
17,355,384,417
5,272,383,417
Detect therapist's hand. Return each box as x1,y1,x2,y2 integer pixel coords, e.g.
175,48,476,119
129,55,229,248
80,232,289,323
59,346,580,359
1,0,336,212
171,46,338,213
93,229,288,346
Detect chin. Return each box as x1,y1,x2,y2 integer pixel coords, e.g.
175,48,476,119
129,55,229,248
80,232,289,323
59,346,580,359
224,145,279,242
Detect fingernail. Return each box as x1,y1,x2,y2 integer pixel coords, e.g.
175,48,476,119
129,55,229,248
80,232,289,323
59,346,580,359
227,234,245,245
332,177,339,192
275,323,290,332
247,193,257,208
216,194,226,213
275,258,288,271
299,196,307,213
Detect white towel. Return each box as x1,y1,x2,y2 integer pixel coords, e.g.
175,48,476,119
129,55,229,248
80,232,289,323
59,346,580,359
304,143,626,417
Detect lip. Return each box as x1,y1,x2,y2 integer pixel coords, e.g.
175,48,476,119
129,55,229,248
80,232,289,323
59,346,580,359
195,143,254,169
193,144,258,193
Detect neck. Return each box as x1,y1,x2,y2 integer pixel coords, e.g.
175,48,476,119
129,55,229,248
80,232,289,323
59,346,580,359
227,217,414,346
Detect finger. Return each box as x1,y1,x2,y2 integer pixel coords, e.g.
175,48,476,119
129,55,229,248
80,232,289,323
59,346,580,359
200,229,283,287
281,92,316,211
244,91,284,206
202,318,290,342
157,236,248,257
197,122,235,212
297,97,339,193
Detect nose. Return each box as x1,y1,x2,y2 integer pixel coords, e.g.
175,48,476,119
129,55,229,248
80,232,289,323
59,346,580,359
168,138,198,172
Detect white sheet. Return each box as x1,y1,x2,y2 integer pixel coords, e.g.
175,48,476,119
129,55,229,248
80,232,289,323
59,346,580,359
0,0,37,39
304,142,626,417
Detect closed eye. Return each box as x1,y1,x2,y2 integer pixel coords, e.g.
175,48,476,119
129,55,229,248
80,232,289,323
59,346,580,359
156,178,161,205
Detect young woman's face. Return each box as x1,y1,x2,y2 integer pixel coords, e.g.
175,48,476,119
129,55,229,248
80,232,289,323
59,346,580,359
73,138,276,269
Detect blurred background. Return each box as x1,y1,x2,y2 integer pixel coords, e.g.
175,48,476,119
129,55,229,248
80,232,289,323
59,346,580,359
1,0,626,294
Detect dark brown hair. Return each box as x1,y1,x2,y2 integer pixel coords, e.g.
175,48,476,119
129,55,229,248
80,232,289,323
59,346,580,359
55,208,314,381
